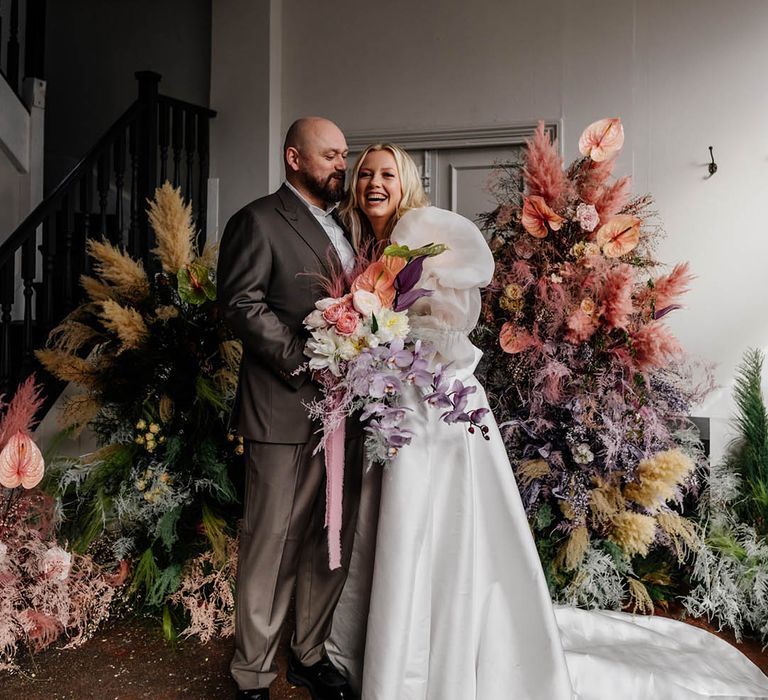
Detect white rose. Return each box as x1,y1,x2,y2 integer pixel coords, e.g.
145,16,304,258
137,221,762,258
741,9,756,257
304,309,326,329
42,546,72,581
352,290,382,318
315,297,337,311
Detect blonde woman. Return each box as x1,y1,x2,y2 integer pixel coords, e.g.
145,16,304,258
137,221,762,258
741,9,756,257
328,145,768,700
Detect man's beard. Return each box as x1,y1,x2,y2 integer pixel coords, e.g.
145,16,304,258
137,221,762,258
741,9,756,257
300,170,345,204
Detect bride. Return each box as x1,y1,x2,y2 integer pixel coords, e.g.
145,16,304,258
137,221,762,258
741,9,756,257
325,143,768,700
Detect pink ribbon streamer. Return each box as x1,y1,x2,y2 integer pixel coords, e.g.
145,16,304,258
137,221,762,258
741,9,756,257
324,418,345,570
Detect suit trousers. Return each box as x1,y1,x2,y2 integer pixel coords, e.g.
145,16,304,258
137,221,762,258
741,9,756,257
231,435,365,689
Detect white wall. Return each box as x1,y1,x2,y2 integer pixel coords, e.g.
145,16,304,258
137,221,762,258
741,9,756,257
212,0,768,461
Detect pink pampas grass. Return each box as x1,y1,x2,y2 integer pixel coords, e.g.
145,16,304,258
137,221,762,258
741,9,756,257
601,263,635,330
0,375,44,449
595,175,633,221
523,122,571,209
646,263,694,316
631,321,682,370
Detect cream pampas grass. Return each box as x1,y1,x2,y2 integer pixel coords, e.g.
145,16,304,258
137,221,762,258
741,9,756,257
624,448,695,512
47,320,102,355
159,394,175,424
80,275,117,303
627,577,654,615
657,510,702,563
558,525,590,571
148,182,196,274
154,305,180,322
86,239,150,303
98,300,148,352
610,511,657,557
35,350,98,389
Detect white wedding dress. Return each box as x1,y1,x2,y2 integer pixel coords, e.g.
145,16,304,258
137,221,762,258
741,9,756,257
327,207,768,700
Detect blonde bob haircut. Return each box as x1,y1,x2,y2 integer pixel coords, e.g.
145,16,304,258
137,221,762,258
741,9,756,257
339,143,429,251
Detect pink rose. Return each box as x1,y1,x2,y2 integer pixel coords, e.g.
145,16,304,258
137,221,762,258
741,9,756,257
322,302,347,324
41,546,72,581
576,203,600,232
335,310,362,337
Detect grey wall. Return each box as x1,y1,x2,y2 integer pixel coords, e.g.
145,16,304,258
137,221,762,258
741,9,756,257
44,0,212,192
211,0,768,462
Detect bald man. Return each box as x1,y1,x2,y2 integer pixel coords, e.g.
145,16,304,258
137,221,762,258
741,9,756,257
218,117,363,700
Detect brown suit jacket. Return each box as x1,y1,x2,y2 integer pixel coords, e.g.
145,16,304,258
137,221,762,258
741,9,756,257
217,184,345,444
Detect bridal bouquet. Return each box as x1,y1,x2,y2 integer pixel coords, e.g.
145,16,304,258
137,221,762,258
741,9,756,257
301,243,489,567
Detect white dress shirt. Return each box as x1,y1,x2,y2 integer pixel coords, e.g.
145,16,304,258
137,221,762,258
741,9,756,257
285,181,356,273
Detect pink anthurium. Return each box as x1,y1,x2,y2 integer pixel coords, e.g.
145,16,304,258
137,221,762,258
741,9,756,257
521,196,565,239
595,215,642,258
578,118,625,162
499,322,534,354
0,431,45,489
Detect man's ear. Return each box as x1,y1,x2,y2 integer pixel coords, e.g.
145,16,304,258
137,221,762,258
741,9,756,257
285,147,301,173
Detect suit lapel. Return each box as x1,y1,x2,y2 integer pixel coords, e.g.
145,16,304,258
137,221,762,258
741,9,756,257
276,184,342,277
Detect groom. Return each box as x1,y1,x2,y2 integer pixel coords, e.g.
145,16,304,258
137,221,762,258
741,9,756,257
217,117,364,700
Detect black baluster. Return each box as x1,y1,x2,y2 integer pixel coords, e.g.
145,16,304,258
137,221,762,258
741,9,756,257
7,0,20,93
24,0,46,81
0,255,14,392
60,194,74,312
172,105,184,188
21,235,36,369
159,101,170,184
79,164,93,276
197,115,210,248
135,71,160,265
114,132,127,244
128,122,140,259
97,150,110,242
40,217,56,329
185,110,196,203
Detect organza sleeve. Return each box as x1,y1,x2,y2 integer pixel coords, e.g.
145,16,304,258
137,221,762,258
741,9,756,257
390,207,494,290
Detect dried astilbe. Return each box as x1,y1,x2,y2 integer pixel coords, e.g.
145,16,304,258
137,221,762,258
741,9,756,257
169,535,238,643
516,458,551,485
98,300,149,352
148,182,196,275
610,511,657,558
86,238,150,303
60,394,102,434
624,448,694,513
588,479,624,527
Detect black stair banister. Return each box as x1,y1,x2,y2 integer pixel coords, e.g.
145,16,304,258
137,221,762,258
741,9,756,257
0,71,216,405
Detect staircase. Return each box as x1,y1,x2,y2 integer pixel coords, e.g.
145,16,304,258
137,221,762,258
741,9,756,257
0,70,216,407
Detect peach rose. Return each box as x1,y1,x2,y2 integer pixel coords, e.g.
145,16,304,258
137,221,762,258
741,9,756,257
335,310,362,337
322,302,348,325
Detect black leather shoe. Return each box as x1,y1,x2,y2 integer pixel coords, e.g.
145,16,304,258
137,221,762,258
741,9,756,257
235,689,270,700
286,654,356,700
